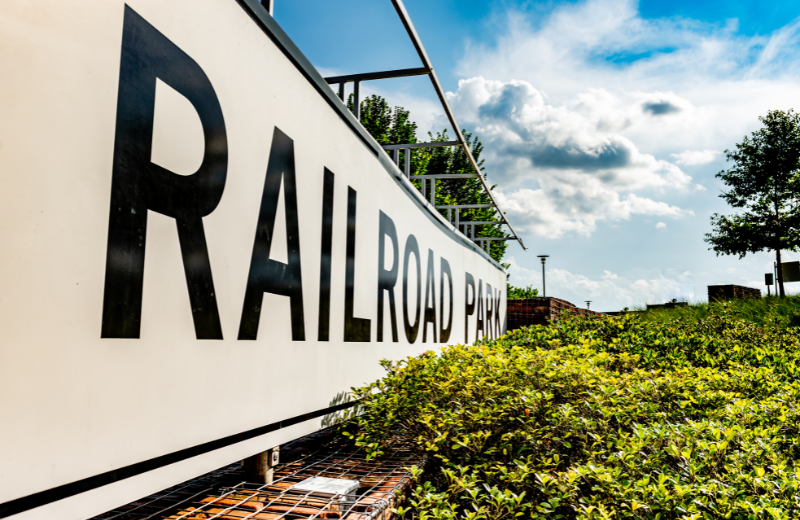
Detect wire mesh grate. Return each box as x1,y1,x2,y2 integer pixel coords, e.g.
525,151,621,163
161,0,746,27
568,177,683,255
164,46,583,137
90,430,424,520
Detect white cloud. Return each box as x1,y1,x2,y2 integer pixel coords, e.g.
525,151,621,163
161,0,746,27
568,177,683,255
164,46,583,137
629,272,695,303
670,149,722,165
495,187,690,238
436,0,800,238
458,0,800,108
506,256,695,309
441,77,697,237
447,78,694,190
656,221,666,229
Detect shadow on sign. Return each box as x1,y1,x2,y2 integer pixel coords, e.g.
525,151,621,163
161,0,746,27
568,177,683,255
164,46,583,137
321,392,361,428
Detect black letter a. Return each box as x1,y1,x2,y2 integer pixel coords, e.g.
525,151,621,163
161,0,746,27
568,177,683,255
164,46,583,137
238,128,305,341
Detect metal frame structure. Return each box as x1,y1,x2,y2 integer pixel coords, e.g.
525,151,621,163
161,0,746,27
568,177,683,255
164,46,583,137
320,0,526,252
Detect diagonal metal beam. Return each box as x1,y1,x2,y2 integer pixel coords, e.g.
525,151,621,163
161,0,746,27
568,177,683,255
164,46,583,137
382,140,459,150
324,67,429,84
437,204,494,209
411,174,478,179
390,0,527,250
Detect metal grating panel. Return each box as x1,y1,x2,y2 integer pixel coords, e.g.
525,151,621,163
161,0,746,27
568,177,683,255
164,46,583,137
91,431,424,520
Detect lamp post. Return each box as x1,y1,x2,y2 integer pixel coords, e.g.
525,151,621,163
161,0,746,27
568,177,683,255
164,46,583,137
537,255,549,297
585,301,592,310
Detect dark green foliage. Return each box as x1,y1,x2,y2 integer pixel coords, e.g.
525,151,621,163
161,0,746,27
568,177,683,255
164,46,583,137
344,308,800,519
352,94,418,147
705,109,800,296
351,94,509,263
350,94,429,176
424,130,509,263
508,284,540,299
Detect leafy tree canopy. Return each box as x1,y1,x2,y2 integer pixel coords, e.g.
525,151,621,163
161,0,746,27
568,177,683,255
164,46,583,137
352,94,417,147
352,94,510,263
705,109,800,296
425,129,509,263
507,284,539,298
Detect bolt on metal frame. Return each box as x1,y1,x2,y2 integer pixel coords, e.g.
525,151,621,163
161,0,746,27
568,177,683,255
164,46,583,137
321,0,527,252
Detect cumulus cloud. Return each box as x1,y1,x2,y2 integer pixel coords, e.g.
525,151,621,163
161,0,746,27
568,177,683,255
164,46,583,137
448,78,693,188
629,273,694,303
670,149,723,165
458,0,800,104
456,0,800,155
433,0,800,238
506,256,694,309
495,187,690,237
656,221,666,229
642,101,681,116
443,77,695,237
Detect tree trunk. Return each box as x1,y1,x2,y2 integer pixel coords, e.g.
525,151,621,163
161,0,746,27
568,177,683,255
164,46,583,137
774,196,786,297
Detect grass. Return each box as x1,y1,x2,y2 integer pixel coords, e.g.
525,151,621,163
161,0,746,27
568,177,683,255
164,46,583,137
633,294,800,329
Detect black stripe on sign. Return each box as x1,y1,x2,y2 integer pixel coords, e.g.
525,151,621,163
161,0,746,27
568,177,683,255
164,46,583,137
0,401,357,518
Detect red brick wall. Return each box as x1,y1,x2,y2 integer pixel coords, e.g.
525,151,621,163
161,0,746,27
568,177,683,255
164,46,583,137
707,285,761,302
507,297,603,331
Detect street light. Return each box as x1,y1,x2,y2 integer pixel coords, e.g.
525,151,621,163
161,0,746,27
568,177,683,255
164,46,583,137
537,255,549,297
585,301,592,310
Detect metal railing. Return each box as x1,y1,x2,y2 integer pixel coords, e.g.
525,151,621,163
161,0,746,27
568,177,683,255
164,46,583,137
268,0,527,253
387,0,526,251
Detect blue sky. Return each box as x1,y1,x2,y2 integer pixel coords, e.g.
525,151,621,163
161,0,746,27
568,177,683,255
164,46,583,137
273,0,800,310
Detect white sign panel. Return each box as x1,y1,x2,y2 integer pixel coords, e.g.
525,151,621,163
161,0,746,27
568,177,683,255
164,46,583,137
0,1,507,518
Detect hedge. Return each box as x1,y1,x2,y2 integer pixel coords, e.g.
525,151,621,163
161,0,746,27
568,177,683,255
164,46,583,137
343,309,800,519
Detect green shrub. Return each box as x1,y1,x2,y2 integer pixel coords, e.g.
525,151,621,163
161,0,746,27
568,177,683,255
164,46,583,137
344,311,800,519
508,284,540,299
636,294,800,330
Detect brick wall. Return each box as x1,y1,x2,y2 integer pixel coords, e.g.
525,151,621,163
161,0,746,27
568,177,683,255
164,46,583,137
707,284,761,302
507,297,604,331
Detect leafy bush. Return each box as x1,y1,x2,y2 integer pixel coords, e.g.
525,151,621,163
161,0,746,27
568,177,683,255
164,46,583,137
344,310,800,519
508,284,540,299
636,294,800,330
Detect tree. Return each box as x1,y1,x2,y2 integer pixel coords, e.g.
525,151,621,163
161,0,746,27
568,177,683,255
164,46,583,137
351,95,417,148
507,284,538,299
349,94,428,176
705,109,800,297
424,130,508,263
352,95,509,263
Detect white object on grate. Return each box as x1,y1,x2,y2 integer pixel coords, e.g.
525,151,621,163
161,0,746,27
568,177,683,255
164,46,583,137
289,476,360,509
